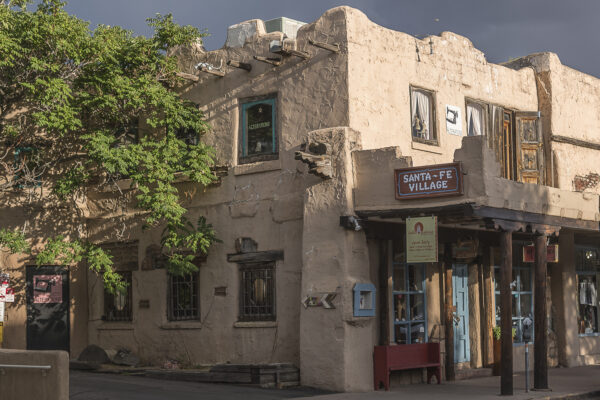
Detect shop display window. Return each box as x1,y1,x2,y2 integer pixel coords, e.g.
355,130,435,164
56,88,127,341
167,271,199,321
392,262,427,344
104,272,132,322
493,243,533,343
576,247,600,336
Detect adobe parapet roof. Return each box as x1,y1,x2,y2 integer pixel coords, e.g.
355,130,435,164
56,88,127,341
180,6,599,85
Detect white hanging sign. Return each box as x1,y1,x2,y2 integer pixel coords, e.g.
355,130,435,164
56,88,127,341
446,105,462,136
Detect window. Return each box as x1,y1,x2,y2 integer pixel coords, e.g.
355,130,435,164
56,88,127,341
239,95,277,163
576,247,600,335
14,147,42,188
393,262,427,344
239,263,275,321
175,127,199,146
167,272,199,321
494,244,533,343
410,87,436,144
113,118,139,147
104,272,132,322
466,101,487,137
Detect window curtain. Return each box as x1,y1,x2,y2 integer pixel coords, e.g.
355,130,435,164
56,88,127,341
411,91,430,140
467,103,483,136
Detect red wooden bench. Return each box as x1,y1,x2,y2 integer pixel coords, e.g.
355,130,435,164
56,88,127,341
373,343,441,390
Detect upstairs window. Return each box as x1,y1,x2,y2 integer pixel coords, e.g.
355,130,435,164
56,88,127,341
114,118,139,147
239,95,277,164
175,127,199,146
14,146,42,188
466,101,487,137
410,87,436,144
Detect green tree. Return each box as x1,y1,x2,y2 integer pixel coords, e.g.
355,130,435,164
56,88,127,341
0,0,218,292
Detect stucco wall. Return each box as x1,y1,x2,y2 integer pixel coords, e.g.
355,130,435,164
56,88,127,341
345,8,538,166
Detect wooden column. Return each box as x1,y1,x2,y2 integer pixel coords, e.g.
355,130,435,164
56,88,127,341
534,234,549,389
444,242,455,381
500,231,513,396
378,240,390,345
481,246,495,367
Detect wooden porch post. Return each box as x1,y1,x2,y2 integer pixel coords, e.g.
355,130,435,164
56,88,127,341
500,231,513,396
481,245,495,367
534,234,549,389
444,242,455,381
378,240,390,345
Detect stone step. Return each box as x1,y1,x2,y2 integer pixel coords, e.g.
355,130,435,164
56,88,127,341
455,367,493,380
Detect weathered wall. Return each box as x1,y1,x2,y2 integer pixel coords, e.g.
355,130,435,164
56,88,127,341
345,8,538,166
0,196,88,357
0,349,69,400
84,7,352,371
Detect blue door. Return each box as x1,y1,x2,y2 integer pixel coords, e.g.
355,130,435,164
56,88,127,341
453,264,470,364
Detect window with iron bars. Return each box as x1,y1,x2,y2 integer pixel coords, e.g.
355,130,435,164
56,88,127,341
167,272,199,321
239,263,276,321
103,272,132,322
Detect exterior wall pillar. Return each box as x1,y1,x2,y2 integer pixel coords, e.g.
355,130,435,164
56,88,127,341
534,234,549,389
500,230,513,396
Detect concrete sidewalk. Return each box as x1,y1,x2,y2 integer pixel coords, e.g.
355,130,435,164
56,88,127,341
296,365,600,400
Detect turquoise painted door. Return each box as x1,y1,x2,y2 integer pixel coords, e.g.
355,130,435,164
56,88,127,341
453,264,470,364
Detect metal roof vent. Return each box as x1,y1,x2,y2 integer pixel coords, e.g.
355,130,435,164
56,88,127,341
264,17,306,39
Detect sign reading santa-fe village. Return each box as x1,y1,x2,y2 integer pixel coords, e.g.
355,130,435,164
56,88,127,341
395,162,463,200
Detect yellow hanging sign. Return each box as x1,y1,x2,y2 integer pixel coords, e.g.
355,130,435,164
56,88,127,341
406,216,438,263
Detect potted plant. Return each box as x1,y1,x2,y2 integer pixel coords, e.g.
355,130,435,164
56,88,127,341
492,326,516,376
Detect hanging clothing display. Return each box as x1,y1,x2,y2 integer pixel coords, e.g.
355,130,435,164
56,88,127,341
579,279,598,306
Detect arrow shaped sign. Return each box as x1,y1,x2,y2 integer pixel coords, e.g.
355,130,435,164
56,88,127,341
319,293,337,309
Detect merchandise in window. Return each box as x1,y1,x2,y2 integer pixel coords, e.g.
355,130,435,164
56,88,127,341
494,244,533,343
410,87,436,143
240,96,277,163
239,262,275,321
104,272,132,322
576,247,600,335
168,272,199,321
393,261,427,344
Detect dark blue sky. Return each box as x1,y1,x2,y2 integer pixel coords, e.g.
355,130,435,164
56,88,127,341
63,0,600,78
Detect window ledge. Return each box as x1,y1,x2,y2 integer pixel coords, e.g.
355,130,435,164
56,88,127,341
233,159,281,176
579,333,600,338
160,321,203,330
233,321,277,329
411,141,443,155
97,322,134,331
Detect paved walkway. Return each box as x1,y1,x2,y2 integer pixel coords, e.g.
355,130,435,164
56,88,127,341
296,365,600,400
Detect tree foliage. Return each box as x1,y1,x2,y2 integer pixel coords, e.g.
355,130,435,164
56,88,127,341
0,0,218,291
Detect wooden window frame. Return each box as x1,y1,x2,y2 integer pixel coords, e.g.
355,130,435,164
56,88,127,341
576,246,600,336
465,98,489,137
409,86,438,146
392,261,427,344
238,94,279,165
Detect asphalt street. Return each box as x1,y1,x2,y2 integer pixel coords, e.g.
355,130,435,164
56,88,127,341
70,371,329,400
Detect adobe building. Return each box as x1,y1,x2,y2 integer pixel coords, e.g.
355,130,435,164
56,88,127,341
1,6,599,393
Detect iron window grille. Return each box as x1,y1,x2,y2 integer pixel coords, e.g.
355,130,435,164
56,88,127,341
167,272,199,321
103,272,132,322
239,263,276,321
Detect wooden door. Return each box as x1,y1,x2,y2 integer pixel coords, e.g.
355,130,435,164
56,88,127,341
515,111,544,184
453,264,470,363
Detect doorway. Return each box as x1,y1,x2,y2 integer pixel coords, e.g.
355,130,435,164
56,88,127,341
26,265,70,352
453,263,470,363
